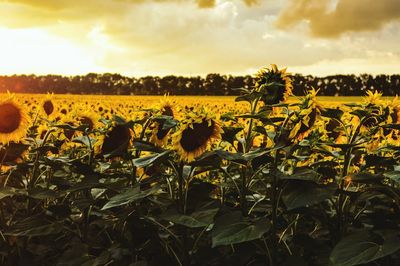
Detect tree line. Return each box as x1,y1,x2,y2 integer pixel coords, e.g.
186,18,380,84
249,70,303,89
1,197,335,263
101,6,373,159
0,73,399,96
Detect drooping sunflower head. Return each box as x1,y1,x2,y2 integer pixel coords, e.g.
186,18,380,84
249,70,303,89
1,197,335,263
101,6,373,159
0,96,30,145
41,93,55,117
173,110,223,162
255,64,293,105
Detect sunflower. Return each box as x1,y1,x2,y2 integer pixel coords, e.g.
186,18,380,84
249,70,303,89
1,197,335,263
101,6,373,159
41,93,55,117
363,90,383,106
76,110,101,131
0,96,30,144
173,110,223,162
100,124,132,157
255,64,293,105
289,88,322,140
150,96,178,147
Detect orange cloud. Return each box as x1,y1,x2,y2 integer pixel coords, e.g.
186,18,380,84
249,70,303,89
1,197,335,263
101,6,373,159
276,0,400,38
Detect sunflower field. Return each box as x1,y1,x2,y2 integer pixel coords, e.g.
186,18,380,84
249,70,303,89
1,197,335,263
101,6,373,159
1,65,400,266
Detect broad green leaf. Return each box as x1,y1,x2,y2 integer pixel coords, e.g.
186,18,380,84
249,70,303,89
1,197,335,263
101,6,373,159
6,216,62,236
282,181,336,210
329,230,400,266
0,187,26,199
132,150,171,168
350,172,383,183
162,208,219,228
211,211,270,247
278,168,320,182
102,185,159,210
320,108,344,120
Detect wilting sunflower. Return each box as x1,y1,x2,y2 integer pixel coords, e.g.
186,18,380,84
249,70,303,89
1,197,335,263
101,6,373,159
173,110,223,162
150,96,178,147
0,96,29,144
41,93,55,117
255,64,293,105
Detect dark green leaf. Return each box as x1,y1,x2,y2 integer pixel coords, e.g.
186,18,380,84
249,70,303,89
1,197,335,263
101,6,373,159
132,150,171,168
101,185,159,210
282,181,336,210
329,230,400,266
212,211,270,247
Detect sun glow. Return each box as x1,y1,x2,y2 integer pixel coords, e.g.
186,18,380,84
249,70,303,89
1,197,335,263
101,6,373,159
0,27,103,75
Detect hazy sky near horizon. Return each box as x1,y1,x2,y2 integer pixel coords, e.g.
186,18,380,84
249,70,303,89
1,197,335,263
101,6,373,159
0,0,399,76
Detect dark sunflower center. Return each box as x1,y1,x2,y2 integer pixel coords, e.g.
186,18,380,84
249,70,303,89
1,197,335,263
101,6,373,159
180,119,215,152
43,100,54,116
162,106,174,117
79,116,94,130
101,125,131,155
64,122,75,140
0,103,22,133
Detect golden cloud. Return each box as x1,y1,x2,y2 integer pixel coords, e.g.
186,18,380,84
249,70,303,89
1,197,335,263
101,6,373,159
276,0,400,38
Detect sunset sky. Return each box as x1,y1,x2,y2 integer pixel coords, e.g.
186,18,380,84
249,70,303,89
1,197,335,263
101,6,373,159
0,0,399,76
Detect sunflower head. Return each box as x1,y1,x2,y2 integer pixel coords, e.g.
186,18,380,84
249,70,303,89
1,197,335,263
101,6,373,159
363,90,383,106
42,93,55,117
387,96,400,124
150,96,178,147
76,110,101,131
173,109,223,162
255,64,293,105
0,96,29,145
101,124,132,157
290,88,322,140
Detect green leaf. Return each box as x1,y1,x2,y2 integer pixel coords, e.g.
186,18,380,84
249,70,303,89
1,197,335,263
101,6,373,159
211,211,270,247
162,207,219,228
329,230,400,266
132,150,171,168
350,172,384,183
278,168,320,182
6,216,62,236
235,91,263,104
320,108,344,120
28,187,58,200
0,187,26,199
282,181,336,210
101,185,159,210
72,136,97,147
383,171,400,184
132,140,162,152
221,126,243,144
153,115,178,130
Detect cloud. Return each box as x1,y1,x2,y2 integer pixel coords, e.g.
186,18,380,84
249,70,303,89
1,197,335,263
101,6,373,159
276,0,400,38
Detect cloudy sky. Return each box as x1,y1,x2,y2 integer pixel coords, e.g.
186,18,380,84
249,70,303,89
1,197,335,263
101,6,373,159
0,0,399,76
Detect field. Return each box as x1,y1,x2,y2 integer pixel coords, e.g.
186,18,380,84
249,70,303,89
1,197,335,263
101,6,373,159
1,78,400,265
